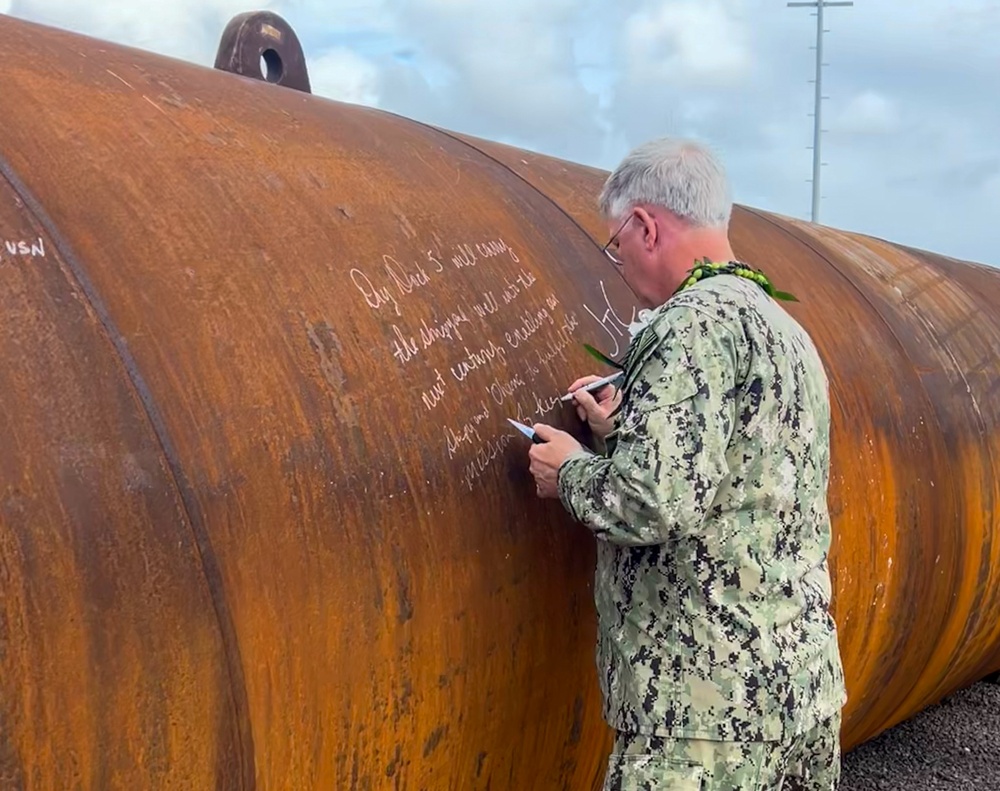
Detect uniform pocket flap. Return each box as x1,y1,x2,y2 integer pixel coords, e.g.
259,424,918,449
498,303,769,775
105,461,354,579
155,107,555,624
604,752,705,790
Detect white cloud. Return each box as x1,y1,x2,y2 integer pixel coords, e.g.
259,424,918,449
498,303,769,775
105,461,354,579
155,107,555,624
301,0,392,30
359,0,607,162
309,48,381,106
9,0,267,65
623,0,752,87
835,91,900,136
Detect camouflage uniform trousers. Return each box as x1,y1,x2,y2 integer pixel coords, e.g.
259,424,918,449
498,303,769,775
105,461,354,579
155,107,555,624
601,712,841,791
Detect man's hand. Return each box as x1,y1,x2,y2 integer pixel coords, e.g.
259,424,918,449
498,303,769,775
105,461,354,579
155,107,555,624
566,375,622,439
528,424,584,498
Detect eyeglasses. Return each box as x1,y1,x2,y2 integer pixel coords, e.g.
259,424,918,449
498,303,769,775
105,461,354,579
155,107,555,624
601,214,632,268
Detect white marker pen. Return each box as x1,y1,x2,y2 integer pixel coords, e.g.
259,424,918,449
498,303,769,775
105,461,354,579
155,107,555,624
560,372,624,402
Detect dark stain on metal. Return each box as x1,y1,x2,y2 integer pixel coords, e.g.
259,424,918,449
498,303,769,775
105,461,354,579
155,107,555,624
394,677,414,726
304,319,347,389
214,11,311,94
570,695,584,745
393,546,415,625
385,744,403,779
422,725,448,758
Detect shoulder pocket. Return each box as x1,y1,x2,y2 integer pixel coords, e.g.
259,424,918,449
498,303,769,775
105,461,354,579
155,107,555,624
620,342,700,418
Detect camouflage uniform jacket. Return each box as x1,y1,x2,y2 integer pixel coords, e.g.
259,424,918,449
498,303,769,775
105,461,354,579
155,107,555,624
557,274,847,742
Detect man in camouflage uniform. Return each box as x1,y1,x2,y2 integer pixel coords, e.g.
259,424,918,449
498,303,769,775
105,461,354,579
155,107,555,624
527,137,847,790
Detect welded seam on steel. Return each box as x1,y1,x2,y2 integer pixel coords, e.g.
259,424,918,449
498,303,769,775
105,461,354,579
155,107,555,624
0,154,257,789
401,115,617,255
741,207,922,369
742,204,965,727
740,207,960,497
740,206,952,426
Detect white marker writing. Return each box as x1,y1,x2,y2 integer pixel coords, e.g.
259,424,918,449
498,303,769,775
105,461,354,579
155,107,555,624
1,237,46,258
451,244,478,269
504,303,555,349
351,268,400,316
515,267,535,288
461,433,513,490
421,369,447,411
487,372,526,406
419,307,471,350
583,280,635,357
383,254,431,297
475,238,520,263
444,401,490,459
390,325,419,365
469,290,500,320
451,341,508,381
427,249,444,273
535,311,581,368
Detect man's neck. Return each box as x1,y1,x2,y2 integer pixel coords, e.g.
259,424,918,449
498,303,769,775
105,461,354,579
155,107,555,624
679,228,735,266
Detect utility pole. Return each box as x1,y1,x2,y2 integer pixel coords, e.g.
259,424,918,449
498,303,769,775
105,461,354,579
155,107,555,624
787,0,853,224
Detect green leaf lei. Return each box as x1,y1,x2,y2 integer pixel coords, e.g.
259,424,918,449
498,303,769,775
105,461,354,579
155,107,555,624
674,257,798,302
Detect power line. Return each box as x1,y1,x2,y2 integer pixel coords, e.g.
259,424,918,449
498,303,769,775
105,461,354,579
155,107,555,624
787,0,853,224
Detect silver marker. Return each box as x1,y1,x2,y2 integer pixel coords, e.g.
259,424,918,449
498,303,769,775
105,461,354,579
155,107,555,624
559,372,624,402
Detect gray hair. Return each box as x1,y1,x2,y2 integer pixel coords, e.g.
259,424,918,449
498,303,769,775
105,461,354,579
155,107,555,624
598,137,732,229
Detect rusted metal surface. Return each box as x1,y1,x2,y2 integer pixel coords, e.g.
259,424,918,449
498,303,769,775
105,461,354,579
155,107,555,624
0,12,998,790
214,11,311,93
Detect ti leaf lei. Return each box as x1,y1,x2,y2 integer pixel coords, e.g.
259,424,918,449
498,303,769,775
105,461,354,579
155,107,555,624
673,258,798,302
582,257,798,384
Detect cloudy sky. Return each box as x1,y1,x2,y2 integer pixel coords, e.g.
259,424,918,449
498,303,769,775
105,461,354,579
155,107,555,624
3,0,997,266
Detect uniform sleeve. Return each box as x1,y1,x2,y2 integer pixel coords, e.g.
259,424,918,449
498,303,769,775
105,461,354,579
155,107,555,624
556,306,738,546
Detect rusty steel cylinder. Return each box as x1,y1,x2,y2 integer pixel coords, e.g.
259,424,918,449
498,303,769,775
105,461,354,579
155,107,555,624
1,12,999,791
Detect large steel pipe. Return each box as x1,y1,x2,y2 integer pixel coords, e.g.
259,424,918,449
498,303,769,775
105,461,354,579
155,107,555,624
1,12,998,790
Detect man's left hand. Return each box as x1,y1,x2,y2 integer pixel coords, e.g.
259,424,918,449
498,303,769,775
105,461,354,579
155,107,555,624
528,424,584,498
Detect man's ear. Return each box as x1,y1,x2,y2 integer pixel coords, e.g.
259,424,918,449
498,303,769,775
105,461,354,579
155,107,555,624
634,206,658,251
